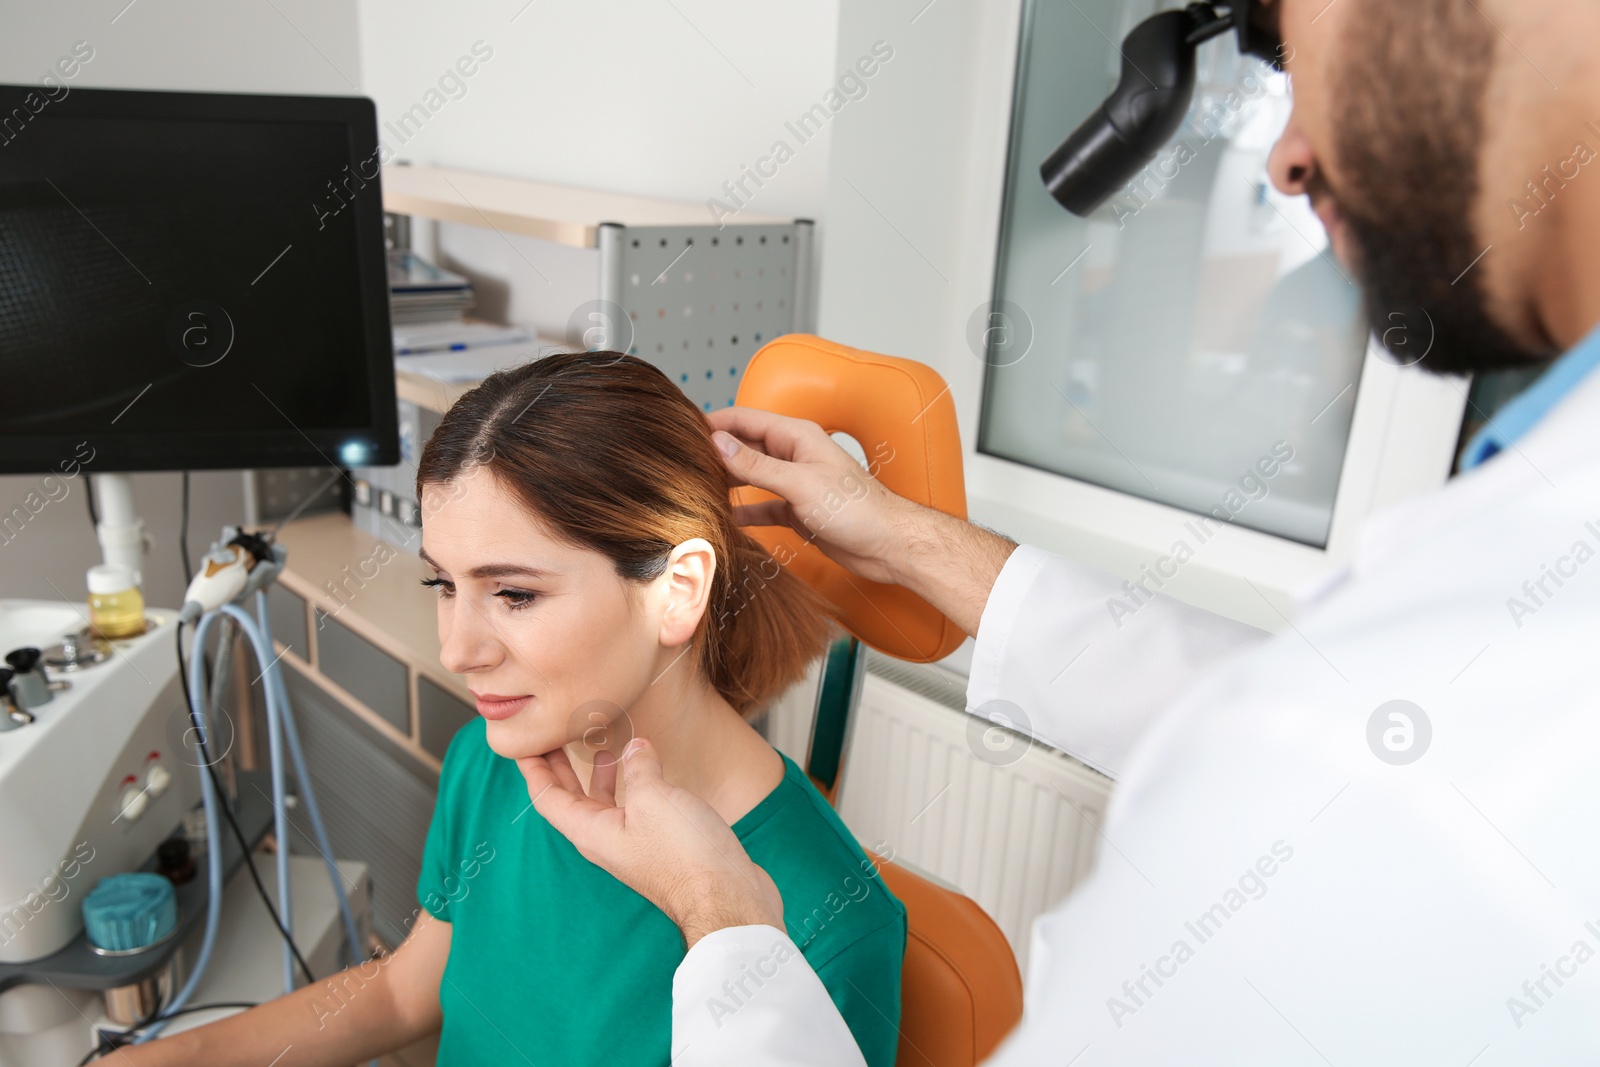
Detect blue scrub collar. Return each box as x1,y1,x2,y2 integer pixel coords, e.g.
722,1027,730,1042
1458,319,1600,471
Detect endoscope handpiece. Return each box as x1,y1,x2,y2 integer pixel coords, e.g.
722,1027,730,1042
178,531,274,623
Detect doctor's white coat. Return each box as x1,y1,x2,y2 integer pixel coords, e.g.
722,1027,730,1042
671,368,1600,1065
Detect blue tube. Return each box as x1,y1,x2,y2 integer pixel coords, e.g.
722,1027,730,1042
134,614,227,1043
217,603,296,993
243,597,377,1067
254,590,363,971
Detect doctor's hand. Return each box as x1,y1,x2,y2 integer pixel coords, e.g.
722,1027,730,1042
707,407,916,587
707,406,1017,637
516,739,785,949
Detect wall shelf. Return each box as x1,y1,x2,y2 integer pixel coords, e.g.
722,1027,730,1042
394,366,477,416
381,164,792,249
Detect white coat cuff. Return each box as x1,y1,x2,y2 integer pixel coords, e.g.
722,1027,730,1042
969,542,1050,715
672,925,866,1067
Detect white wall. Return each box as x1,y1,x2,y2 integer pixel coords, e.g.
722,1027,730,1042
354,0,840,222
0,0,363,609
816,0,1003,378
0,0,362,95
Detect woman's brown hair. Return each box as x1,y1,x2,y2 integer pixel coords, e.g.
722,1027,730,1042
415,350,836,717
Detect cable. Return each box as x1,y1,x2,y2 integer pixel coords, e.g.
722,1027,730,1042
174,623,315,985
85,472,98,528
176,622,313,984
180,471,193,587
77,1002,259,1065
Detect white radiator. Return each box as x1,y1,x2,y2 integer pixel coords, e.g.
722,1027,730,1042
766,651,1116,972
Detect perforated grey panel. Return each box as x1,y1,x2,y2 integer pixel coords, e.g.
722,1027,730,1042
616,224,800,413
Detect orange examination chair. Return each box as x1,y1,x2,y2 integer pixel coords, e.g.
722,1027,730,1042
733,335,1025,1067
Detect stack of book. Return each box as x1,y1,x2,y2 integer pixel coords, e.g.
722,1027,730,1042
386,250,531,354
388,250,473,324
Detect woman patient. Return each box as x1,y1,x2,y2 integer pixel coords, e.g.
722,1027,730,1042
116,351,906,1066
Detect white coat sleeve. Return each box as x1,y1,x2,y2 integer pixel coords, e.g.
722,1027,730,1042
671,925,866,1067
967,544,1269,778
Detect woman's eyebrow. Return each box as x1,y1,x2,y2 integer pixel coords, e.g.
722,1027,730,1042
463,562,553,580
418,546,552,580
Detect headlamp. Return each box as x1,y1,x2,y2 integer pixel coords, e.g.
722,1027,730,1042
1041,1,1284,216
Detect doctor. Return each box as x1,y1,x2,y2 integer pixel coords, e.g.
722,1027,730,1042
520,0,1600,1060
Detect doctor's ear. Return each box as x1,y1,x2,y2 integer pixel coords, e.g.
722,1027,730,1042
656,537,716,647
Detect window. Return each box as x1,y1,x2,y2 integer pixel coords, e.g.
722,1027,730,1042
979,0,1368,547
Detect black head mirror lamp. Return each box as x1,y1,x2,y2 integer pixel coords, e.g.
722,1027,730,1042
1042,0,1285,216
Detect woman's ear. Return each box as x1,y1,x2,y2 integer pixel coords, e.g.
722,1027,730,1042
658,537,716,647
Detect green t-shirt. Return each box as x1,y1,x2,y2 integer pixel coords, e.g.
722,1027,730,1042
418,718,907,1065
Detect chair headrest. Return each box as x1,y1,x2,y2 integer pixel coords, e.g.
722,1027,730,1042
732,335,967,663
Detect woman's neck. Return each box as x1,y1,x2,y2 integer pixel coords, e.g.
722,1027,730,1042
563,656,784,826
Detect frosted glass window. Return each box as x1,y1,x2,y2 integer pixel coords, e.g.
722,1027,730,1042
979,0,1369,547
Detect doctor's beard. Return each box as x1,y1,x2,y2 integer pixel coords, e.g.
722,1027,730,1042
1327,0,1554,377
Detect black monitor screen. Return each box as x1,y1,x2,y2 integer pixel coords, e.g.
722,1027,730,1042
0,86,397,472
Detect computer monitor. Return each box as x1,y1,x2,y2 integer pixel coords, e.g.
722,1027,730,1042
0,85,398,474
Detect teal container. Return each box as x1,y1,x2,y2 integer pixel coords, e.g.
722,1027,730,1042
82,873,178,954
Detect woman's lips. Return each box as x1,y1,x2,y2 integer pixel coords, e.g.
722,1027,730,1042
474,693,532,720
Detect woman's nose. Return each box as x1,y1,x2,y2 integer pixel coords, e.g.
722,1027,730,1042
1266,109,1318,197
438,600,500,675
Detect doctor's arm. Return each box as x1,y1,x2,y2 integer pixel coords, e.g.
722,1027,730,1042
707,408,1270,777
105,910,449,1065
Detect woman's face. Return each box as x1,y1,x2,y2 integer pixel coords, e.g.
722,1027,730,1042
420,467,695,760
